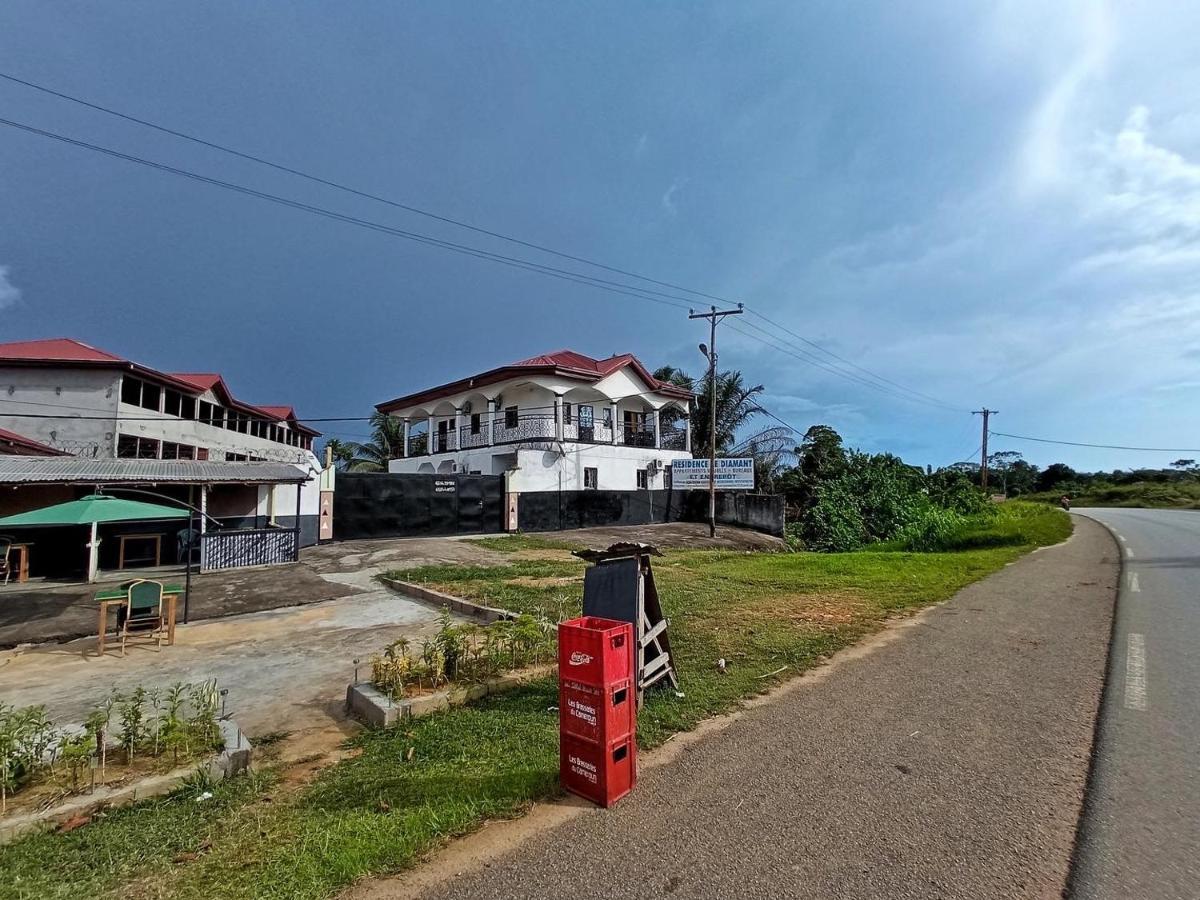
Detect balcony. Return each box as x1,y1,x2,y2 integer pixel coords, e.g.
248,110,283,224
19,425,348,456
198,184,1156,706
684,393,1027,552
404,413,688,457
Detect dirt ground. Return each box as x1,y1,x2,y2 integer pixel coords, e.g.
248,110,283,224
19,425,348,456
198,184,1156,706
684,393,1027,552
0,523,780,650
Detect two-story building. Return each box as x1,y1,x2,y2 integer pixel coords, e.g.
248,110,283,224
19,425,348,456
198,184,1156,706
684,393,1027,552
0,338,323,549
376,350,693,491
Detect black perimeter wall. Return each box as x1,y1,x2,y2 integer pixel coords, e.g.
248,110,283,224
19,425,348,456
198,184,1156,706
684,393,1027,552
334,472,505,540
516,489,784,537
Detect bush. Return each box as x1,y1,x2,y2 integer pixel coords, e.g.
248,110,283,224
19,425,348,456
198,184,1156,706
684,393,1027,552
897,506,965,552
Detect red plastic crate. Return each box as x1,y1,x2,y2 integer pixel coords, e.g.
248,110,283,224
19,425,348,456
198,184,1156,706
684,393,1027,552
557,616,633,687
560,732,637,808
559,677,635,745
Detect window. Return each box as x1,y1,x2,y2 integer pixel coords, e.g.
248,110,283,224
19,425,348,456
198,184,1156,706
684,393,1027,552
237,414,249,434
162,441,179,460
563,402,572,425
177,444,195,460
117,434,139,458
163,390,181,417
603,407,613,427
222,409,235,430
196,447,209,461
227,452,248,462
199,401,214,425
120,377,142,406
636,469,648,490
505,406,518,429
139,382,161,412
470,413,481,435
136,437,160,459
180,395,196,419
584,467,598,490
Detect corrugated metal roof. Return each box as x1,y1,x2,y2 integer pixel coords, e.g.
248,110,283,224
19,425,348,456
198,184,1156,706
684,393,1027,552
0,456,310,485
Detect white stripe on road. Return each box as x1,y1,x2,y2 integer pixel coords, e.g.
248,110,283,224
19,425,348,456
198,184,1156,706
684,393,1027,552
1129,572,1140,593
1125,547,1135,559
1117,534,1127,543
1125,633,1148,711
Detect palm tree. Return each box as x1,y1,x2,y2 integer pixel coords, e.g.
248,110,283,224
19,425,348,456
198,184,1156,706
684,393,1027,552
321,438,355,470
692,369,767,458
346,412,406,472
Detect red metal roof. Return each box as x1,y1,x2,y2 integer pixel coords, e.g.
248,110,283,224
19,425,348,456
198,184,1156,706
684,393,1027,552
0,337,126,363
0,339,320,436
0,428,69,456
378,349,692,413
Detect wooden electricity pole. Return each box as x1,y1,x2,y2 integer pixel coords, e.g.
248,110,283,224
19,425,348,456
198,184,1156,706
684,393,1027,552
973,408,997,491
689,304,744,537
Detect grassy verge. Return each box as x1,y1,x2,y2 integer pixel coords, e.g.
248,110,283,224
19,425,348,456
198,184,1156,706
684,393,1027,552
0,503,1070,900
1026,481,1200,509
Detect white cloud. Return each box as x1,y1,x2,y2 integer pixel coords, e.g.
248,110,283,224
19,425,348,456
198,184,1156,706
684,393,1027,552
0,266,20,310
660,177,687,216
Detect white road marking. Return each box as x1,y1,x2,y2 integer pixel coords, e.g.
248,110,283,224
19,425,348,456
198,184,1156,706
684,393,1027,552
1129,572,1140,593
1125,633,1148,711
1117,534,1127,543
1125,547,1135,559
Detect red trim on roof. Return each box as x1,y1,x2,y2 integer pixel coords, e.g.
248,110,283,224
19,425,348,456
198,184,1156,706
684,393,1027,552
377,350,692,413
0,339,320,437
0,428,69,456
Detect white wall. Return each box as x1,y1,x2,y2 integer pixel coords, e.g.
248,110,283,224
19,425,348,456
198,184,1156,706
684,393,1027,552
0,367,121,454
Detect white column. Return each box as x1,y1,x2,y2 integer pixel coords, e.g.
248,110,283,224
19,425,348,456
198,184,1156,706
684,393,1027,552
487,399,496,447
454,406,463,452
554,395,564,442
684,413,692,453
610,401,619,444
199,486,208,535
652,409,661,449
401,418,410,458
427,415,435,454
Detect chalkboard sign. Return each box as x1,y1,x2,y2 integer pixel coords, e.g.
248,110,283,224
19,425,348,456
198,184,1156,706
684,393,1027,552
582,558,640,624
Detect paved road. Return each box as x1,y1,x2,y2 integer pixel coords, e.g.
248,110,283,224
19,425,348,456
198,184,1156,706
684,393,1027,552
356,516,1117,900
1069,508,1200,900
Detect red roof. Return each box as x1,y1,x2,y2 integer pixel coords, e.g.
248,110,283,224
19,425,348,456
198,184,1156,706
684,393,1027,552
0,427,69,456
0,337,125,363
0,339,319,436
378,349,692,412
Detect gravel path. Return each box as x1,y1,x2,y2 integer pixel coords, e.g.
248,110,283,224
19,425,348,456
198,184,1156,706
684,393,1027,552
355,516,1118,900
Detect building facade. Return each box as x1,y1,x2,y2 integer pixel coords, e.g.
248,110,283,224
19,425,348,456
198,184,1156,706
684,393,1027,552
0,338,322,543
377,350,693,491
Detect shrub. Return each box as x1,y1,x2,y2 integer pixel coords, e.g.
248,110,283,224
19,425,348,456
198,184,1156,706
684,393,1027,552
897,506,965,552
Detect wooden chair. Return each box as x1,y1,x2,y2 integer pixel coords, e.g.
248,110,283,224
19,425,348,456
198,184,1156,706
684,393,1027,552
0,535,12,585
120,579,165,655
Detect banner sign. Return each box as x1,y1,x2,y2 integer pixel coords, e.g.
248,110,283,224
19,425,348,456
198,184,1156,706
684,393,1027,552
672,458,755,490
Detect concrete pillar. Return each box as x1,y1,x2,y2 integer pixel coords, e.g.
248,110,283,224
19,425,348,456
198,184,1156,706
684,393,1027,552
684,412,692,453
427,415,435,454
610,401,619,445
454,406,463,452
554,395,564,442
487,399,496,447
199,485,208,535
652,408,661,449
401,418,410,458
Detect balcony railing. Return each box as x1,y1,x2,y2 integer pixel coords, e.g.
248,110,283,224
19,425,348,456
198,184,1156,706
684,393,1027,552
404,413,688,456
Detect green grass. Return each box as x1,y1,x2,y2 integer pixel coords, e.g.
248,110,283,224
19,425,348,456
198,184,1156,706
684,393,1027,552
0,502,1070,900
465,534,586,552
1026,480,1200,509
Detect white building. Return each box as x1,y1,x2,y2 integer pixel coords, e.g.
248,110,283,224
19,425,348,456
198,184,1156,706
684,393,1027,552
377,350,693,491
0,337,322,543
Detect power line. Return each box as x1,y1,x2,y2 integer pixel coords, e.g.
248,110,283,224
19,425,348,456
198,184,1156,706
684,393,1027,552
0,69,726,306
989,431,1200,454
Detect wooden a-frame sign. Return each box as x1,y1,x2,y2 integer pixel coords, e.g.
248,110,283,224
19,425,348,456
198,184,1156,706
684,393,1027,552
576,542,679,703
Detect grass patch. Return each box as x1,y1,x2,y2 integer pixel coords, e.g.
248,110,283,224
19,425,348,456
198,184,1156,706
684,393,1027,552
1026,481,1200,510
1,503,1070,899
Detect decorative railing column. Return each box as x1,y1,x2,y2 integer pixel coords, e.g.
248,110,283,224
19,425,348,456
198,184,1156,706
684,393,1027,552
401,418,410,458
487,399,496,447
610,401,619,444
652,409,661,449
554,395,564,442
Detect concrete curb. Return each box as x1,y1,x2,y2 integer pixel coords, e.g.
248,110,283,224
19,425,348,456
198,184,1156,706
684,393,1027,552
346,665,557,728
379,577,518,623
0,718,253,846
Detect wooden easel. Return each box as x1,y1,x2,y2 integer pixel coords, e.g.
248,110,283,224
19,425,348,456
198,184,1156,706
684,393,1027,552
576,542,679,704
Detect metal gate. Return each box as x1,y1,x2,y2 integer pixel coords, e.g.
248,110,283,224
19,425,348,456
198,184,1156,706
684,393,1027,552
333,472,505,541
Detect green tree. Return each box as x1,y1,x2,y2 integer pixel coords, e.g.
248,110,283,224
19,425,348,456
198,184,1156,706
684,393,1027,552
321,438,356,470
346,412,406,472
690,369,766,458
1037,462,1078,493
778,424,847,509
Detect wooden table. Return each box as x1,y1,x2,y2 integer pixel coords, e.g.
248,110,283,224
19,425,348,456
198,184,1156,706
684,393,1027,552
8,542,32,583
117,533,162,569
95,584,182,656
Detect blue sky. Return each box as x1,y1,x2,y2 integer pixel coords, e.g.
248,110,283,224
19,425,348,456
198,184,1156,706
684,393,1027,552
2,1,1198,471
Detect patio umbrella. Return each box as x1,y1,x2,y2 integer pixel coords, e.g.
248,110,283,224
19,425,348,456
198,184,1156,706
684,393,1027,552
0,494,189,582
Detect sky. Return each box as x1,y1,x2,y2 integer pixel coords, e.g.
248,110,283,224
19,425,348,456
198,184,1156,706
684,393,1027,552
1,1,1198,472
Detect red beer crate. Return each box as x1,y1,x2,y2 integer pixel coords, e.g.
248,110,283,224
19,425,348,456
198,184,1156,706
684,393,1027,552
560,732,637,808
560,677,635,745
557,616,633,687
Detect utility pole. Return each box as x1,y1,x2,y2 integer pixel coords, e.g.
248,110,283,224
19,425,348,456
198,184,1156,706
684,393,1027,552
973,408,997,492
689,303,744,537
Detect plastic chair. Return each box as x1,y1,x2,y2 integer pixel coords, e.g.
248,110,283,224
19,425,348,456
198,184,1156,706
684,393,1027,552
121,579,165,655
0,535,12,585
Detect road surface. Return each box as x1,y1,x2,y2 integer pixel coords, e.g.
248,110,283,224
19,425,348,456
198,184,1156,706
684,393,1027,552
353,515,1117,900
1069,508,1200,900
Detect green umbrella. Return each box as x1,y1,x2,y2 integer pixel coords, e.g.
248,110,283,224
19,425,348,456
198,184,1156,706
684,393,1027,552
0,494,188,582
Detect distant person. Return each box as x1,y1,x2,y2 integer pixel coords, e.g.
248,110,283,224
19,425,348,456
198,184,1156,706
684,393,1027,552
1060,495,1071,511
